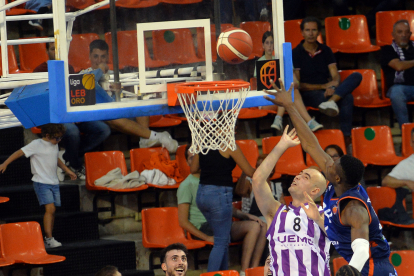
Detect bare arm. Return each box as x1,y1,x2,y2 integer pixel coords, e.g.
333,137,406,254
388,58,414,71
228,146,255,177
252,126,300,226
382,175,414,190
178,203,214,243
264,79,332,172
235,172,252,198
58,158,77,180
190,154,200,174
341,200,370,242
0,149,25,173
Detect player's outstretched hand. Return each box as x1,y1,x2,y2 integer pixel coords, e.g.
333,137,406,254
0,163,7,174
300,191,323,224
279,125,300,149
263,78,294,107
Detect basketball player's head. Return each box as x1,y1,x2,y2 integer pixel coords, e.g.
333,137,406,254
326,155,364,189
264,255,272,276
95,265,121,276
289,168,326,201
89,39,109,70
161,243,188,276
335,265,361,276
300,17,322,44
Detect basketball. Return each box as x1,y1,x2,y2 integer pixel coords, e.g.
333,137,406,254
217,27,253,64
82,74,95,90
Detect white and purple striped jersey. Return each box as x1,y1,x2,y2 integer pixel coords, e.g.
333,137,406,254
266,203,331,276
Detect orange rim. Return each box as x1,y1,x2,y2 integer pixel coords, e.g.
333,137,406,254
176,80,250,94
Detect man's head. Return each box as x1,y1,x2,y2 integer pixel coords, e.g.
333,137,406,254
264,255,272,276
324,145,344,162
289,168,326,201
46,42,56,61
392,20,412,48
89,39,109,70
300,17,322,44
95,265,121,276
326,155,364,189
160,243,188,276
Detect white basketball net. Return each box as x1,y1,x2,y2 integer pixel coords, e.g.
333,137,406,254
176,82,249,155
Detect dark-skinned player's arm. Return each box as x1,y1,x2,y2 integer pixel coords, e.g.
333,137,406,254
252,126,300,228
264,79,332,173
340,200,370,272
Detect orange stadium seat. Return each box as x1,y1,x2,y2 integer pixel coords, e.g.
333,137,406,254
130,147,180,189
176,145,190,179
201,270,240,276
283,195,293,205
160,0,201,3
68,33,100,73
240,21,271,59
401,123,414,158
352,126,404,167
0,45,27,75
0,197,9,203
152,29,204,64
141,207,206,269
284,19,330,51
389,250,414,276
105,30,170,69
5,0,36,15
340,69,392,126
376,11,414,47
305,129,346,167
332,257,348,275
196,23,233,62
1,222,65,265
232,140,259,182
19,42,49,72
0,228,14,268
262,136,307,176
65,0,96,10
246,266,264,276
325,15,380,53
149,115,181,128
99,0,160,8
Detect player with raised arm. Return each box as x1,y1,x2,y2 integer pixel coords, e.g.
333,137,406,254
252,126,330,276
264,79,396,276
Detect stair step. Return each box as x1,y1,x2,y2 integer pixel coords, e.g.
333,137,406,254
0,184,81,216
3,211,99,243
43,239,137,276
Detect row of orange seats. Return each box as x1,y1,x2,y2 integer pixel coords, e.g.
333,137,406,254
66,0,202,10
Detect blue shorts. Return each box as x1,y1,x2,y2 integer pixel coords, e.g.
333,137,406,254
33,182,61,207
362,258,397,276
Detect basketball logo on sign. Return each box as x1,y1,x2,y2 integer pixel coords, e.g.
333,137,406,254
217,27,253,64
260,61,278,89
82,74,95,90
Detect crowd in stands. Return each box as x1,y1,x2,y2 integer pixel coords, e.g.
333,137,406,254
2,0,414,275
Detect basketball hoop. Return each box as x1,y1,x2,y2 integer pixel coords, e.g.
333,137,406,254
175,81,250,155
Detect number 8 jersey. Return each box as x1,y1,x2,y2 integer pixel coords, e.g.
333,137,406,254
266,203,331,276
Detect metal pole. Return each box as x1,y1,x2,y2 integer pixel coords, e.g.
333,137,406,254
110,0,121,102
213,0,224,79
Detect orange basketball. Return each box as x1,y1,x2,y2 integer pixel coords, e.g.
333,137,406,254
217,27,253,64
82,74,95,90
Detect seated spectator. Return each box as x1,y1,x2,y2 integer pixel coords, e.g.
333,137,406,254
34,42,111,180
264,255,271,276
292,17,362,149
177,145,267,276
255,31,322,132
235,154,285,221
382,128,414,190
95,265,121,276
80,39,178,153
380,20,414,130
26,0,52,31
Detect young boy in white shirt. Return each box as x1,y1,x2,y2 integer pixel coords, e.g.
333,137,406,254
0,124,77,248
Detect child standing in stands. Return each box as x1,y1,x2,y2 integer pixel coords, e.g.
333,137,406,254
0,124,76,248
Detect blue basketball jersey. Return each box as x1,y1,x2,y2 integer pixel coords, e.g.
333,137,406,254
323,183,391,274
